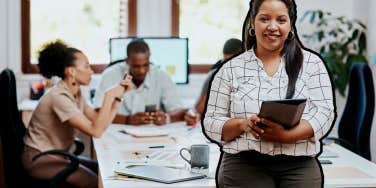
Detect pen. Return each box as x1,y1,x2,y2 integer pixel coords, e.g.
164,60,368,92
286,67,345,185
148,145,165,149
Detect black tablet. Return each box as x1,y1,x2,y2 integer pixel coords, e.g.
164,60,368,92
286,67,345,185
257,99,307,129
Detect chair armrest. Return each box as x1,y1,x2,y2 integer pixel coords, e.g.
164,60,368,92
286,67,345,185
324,137,354,151
32,150,79,188
73,137,85,156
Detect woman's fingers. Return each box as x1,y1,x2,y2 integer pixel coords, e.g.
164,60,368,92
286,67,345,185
248,127,259,138
119,79,133,92
249,115,261,122
251,123,264,135
241,116,264,139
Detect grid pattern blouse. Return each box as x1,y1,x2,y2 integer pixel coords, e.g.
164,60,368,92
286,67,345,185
204,49,335,156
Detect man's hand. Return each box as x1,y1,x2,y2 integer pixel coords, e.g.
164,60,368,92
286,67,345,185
127,112,154,125
151,110,166,126
184,111,200,126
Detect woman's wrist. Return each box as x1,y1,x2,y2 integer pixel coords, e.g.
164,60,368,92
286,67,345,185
114,96,123,102
238,118,248,133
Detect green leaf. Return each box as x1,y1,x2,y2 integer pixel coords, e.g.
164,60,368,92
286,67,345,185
318,10,323,19
356,21,366,29
358,32,366,53
349,54,368,64
310,11,316,23
320,46,326,53
200,0,208,4
299,11,310,22
83,3,92,14
348,22,353,30
318,31,324,41
351,29,359,41
329,30,337,37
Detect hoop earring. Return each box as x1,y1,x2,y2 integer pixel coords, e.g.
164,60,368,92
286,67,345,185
70,76,77,86
288,31,295,40
248,28,255,37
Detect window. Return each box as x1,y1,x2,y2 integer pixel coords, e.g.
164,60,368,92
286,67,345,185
179,0,249,65
22,0,137,73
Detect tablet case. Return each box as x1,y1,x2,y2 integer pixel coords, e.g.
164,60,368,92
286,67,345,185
114,165,206,184
258,99,307,129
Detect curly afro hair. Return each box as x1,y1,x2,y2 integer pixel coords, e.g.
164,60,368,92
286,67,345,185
37,40,81,79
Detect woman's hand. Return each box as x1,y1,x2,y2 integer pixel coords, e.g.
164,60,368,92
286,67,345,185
119,75,133,93
105,75,133,100
259,118,290,143
240,115,264,139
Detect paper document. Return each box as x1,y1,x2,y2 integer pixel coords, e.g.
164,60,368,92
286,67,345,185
121,125,169,137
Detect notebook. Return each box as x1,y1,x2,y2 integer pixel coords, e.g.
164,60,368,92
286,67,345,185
114,165,206,184
258,99,307,129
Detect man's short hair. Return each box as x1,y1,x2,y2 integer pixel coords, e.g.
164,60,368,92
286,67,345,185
127,39,150,57
223,38,242,55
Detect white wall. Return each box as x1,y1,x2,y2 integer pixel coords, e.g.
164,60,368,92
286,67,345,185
368,0,376,63
0,0,21,74
295,0,353,18
0,0,9,72
137,0,171,37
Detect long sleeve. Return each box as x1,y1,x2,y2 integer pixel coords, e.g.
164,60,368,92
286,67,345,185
203,64,232,144
301,55,335,142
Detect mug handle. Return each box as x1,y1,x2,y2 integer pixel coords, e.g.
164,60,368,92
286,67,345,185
179,148,191,164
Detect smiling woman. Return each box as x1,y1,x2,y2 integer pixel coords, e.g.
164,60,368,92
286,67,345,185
203,0,335,187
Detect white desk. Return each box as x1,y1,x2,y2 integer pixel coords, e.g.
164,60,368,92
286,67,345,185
19,99,39,126
93,122,376,188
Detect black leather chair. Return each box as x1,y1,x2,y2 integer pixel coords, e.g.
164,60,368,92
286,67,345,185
326,63,375,160
0,68,84,188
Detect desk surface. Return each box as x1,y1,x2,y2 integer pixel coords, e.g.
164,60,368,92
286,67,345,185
93,122,376,188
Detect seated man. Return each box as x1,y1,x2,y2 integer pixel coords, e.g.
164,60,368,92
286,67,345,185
94,39,196,125
194,38,242,115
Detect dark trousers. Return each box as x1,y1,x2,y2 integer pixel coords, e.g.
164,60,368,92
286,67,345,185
218,151,322,188
22,146,98,188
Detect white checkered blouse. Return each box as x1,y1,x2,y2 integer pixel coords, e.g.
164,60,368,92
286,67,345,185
204,49,335,156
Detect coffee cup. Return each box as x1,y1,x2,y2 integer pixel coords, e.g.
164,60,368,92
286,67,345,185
179,144,209,169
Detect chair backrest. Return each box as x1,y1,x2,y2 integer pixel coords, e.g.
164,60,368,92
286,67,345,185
358,63,374,159
0,69,28,187
338,63,374,160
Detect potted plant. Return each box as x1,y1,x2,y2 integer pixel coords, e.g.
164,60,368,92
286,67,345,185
299,10,368,96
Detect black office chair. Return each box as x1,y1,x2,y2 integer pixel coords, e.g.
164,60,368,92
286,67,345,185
326,63,374,160
0,68,84,188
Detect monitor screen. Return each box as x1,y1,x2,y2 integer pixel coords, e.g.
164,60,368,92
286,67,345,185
110,37,189,84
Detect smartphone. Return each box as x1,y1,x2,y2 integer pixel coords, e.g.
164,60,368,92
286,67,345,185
123,73,128,80
145,104,157,113
121,73,128,89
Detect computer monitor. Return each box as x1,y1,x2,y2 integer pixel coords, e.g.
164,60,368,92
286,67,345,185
109,37,189,84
